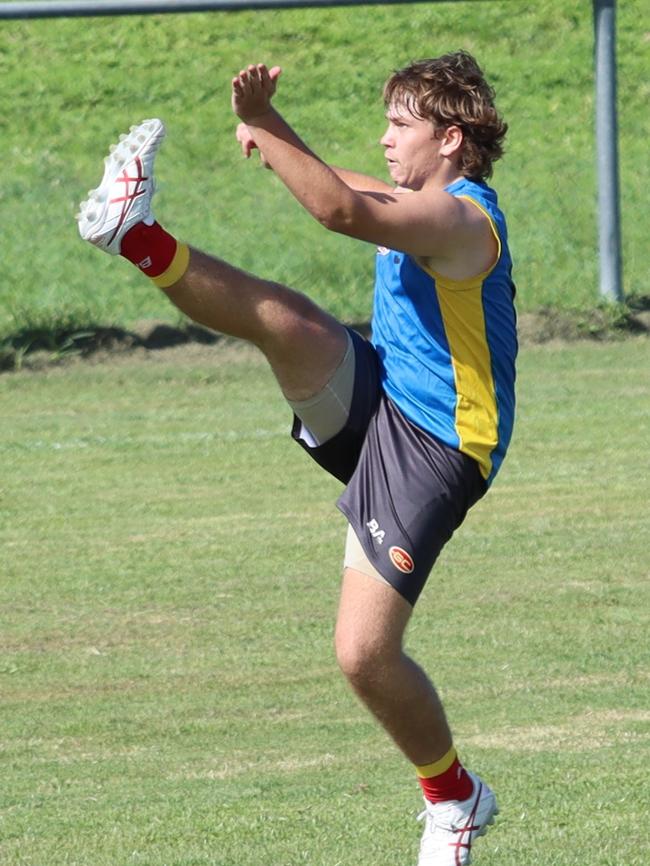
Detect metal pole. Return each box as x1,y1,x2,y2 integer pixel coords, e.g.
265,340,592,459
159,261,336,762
593,0,623,302
0,0,481,20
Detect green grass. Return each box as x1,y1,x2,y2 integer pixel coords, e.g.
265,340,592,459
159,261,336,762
1,338,649,865
0,0,649,344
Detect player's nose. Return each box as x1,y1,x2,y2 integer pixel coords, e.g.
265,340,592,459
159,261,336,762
380,127,393,147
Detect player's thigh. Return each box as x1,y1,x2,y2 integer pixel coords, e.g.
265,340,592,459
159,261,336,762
290,329,382,484
258,286,350,402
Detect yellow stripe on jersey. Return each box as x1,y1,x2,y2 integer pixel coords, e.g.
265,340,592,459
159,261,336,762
436,278,498,480
421,197,502,480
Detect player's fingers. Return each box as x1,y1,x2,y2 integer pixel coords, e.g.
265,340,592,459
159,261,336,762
266,65,282,97
254,63,272,95
258,64,270,88
260,64,279,90
236,67,253,95
238,126,258,158
247,64,261,87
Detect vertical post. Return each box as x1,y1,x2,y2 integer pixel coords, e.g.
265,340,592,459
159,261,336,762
593,0,623,302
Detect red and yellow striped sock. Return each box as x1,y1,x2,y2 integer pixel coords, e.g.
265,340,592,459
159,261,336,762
416,746,473,804
120,221,190,288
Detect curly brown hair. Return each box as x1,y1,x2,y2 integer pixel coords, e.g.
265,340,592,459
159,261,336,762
383,51,507,181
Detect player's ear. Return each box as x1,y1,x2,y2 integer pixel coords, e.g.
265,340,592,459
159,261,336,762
438,125,463,158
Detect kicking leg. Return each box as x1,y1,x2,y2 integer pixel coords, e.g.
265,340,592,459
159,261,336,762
160,247,348,401
77,118,348,401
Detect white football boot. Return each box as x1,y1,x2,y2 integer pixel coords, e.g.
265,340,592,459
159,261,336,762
77,118,165,254
417,772,498,866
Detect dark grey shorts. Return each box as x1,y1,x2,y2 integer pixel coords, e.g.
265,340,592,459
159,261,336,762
291,329,486,605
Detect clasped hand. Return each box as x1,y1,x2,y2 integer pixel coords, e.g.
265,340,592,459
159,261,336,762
233,63,281,167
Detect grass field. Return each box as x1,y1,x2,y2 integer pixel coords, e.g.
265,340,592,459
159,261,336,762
1,0,649,348
1,337,649,865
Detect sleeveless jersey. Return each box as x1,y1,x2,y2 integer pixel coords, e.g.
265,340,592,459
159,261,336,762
371,177,517,486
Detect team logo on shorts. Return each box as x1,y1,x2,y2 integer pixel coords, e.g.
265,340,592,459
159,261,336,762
389,545,415,574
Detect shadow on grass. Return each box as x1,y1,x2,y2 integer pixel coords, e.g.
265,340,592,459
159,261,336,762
0,302,647,374
0,321,221,373
0,319,375,373
516,297,650,344
627,294,650,312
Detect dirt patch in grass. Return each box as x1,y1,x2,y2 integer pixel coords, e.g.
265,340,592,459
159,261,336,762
1,304,649,374
516,302,650,344
467,709,650,753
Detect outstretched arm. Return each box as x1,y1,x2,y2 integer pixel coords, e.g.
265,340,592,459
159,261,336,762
236,120,392,194
330,166,395,195
232,64,367,227
231,64,490,263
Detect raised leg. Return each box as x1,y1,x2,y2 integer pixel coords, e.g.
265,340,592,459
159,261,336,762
161,247,349,401
77,118,349,402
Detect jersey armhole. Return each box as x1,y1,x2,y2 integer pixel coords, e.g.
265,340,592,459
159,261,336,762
419,195,502,289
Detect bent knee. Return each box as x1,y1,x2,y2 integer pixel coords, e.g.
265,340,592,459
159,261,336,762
334,628,398,689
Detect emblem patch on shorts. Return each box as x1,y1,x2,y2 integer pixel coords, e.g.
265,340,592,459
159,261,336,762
389,545,415,574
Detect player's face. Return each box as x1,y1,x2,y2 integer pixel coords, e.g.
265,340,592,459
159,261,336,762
380,100,444,190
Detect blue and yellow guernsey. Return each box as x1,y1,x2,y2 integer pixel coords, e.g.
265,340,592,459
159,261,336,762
371,177,517,486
